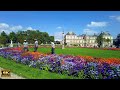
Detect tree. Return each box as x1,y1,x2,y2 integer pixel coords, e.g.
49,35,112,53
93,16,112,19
106,38,111,46
0,30,55,46
96,34,104,47
42,32,49,44
115,34,120,48
0,31,8,45
49,36,54,43
16,31,26,43
8,31,17,43
96,32,112,48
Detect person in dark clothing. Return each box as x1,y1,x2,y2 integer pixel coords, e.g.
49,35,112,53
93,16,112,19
34,39,38,52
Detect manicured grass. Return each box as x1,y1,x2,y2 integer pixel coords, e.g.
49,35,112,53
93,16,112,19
30,47,120,58
0,56,80,79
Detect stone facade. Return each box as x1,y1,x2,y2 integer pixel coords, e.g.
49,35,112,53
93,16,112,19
64,32,113,47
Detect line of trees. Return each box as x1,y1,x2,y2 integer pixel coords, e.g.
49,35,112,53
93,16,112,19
0,30,54,46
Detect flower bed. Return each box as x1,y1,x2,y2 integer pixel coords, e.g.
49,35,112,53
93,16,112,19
0,47,120,79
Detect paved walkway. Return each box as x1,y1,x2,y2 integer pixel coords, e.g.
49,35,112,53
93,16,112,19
0,67,25,79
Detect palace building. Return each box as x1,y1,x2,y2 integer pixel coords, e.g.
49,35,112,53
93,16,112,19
64,32,113,47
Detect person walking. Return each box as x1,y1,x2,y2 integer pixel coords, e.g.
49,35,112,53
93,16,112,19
23,40,29,52
34,39,38,52
51,42,55,54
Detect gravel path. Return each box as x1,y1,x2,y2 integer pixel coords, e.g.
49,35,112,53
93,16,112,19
0,67,25,79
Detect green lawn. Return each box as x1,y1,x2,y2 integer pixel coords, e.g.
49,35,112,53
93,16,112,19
30,47,120,58
0,56,80,79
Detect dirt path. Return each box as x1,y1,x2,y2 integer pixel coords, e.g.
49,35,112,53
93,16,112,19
0,67,25,79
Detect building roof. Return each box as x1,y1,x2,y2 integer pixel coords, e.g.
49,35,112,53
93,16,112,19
100,32,111,36
92,33,98,37
66,31,112,37
66,32,76,35
78,34,97,37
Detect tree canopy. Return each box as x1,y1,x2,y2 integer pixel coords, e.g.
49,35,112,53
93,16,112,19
0,30,54,46
114,34,120,48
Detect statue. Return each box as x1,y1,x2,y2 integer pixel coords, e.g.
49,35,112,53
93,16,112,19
10,40,13,47
18,42,20,47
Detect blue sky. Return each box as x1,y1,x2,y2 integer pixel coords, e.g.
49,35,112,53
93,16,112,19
0,11,120,40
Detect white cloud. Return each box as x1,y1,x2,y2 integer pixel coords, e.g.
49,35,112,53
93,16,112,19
10,25,23,31
116,16,120,22
26,27,33,30
56,26,62,29
0,22,37,34
109,16,116,19
26,27,36,30
109,16,120,22
0,29,11,35
83,29,98,35
54,31,63,41
0,23,10,34
0,23,9,29
87,21,108,27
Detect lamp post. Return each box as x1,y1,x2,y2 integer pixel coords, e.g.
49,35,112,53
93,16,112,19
83,34,86,47
62,30,64,49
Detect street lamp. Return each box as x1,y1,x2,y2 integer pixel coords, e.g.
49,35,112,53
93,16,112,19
83,34,87,47
62,30,64,49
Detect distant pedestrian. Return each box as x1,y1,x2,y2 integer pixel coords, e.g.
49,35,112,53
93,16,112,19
23,40,29,52
51,42,55,54
34,39,38,52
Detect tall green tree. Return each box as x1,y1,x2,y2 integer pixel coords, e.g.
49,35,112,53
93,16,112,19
42,32,49,44
49,36,54,43
8,31,17,43
96,34,104,47
16,31,26,43
115,34,120,48
106,38,111,45
0,31,8,45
